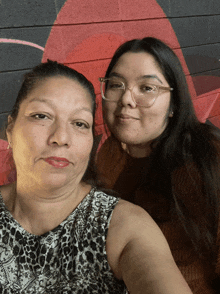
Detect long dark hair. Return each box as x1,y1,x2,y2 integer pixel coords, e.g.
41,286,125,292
105,37,220,267
9,60,99,186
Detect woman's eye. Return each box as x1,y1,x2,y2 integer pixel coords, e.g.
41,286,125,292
140,84,156,93
74,121,89,129
108,81,124,90
31,113,49,120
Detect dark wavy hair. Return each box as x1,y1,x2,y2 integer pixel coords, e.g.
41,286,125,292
8,60,99,185
104,37,220,273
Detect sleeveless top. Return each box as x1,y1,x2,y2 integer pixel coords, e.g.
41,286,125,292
0,187,127,294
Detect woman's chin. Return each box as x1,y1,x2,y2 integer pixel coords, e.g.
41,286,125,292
37,173,72,190
115,133,141,146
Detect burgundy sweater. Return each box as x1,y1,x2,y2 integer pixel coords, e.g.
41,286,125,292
96,135,220,293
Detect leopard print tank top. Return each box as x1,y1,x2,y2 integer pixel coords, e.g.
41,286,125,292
0,187,127,293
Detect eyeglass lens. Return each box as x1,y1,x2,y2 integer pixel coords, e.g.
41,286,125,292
102,79,158,107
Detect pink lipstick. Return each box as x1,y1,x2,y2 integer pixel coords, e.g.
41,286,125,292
44,157,70,168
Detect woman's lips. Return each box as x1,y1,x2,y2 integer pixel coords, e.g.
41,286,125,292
44,157,70,168
116,114,139,121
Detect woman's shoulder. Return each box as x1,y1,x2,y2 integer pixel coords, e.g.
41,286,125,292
112,199,152,219
0,184,16,216
0,183,14,199
0,183,15,208
106,198,174,279
110,199,161,236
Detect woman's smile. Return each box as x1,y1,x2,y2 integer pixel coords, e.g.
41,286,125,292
115,113,140,123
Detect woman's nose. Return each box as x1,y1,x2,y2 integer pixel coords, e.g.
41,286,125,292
119,87,137,108
48,121,71,147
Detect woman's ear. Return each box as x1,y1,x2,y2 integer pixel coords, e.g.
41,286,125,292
169,110,174,118
6,115,14,146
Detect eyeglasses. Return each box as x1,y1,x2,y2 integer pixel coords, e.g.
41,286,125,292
99,77,173,107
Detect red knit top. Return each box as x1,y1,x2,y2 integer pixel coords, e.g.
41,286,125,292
96,135,220,294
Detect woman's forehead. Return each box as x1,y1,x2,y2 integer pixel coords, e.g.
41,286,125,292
110,52,167,85
19,76,94,113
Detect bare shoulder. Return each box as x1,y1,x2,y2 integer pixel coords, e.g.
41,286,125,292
0,183,12,197
109,199,168,244
111,199,160,228
106,199,192,293
106,199,170,276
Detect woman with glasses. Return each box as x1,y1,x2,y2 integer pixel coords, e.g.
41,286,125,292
97,37,220,293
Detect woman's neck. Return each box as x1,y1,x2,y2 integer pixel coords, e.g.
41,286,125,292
2,181,91,235
124,142,152,158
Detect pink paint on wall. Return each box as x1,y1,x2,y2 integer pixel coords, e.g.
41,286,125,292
0,38,44,51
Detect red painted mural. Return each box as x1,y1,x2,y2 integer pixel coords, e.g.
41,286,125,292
42,0,220,133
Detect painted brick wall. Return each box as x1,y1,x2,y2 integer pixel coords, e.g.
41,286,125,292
0,0,220,133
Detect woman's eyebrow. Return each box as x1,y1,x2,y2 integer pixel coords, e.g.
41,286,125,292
109,72,163,84
140,75,163,84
